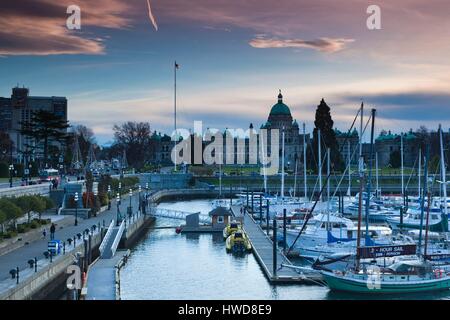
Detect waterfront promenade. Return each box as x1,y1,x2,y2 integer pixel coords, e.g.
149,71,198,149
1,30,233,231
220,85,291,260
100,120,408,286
0,194,141,298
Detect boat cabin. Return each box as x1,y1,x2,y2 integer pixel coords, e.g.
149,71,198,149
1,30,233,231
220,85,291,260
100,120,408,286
387,261,433,276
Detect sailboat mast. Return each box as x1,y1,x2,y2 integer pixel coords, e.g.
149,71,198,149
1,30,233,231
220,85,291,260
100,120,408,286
364,109,376,245
348,140,351,197
303,123,307,199
318,129,322,202
293,157,298,198
376,152,379,198
439,124,448,220
281,126,285,202
401,132,404,196
261,132,267,194
327,148,331,230
359,103,364,173
418,148,422,197
418,145,429,255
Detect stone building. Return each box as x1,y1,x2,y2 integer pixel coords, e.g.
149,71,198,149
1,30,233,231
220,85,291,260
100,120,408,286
260,91,307,171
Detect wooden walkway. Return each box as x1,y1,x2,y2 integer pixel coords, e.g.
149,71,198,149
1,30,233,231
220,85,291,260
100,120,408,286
230,206,322,284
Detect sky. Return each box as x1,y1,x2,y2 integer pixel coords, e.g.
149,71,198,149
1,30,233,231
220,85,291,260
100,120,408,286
0,0,449,145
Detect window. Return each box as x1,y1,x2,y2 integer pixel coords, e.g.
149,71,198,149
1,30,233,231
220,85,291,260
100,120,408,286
217,216,224,223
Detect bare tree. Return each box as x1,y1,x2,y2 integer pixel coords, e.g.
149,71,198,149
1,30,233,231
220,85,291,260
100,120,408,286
112,122,152,169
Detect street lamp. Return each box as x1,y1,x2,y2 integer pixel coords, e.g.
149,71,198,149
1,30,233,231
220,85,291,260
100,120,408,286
74,192,79,226
138,185,142,213
8,164,14,188
116,193,121,226
128,189,133,219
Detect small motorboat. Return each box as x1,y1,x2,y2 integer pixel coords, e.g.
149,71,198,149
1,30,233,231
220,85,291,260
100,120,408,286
226,231,252,254
223,220,242,240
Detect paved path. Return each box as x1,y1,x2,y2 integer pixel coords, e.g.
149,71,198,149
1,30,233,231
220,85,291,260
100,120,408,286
0,193,141,284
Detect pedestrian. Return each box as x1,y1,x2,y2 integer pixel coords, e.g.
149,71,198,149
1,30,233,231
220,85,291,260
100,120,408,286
50,223,56,240
42,227,47,239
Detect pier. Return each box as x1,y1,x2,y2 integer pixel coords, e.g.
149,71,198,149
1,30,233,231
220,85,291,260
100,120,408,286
230,206,323,284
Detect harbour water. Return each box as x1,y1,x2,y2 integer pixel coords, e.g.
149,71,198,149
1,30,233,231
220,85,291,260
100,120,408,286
120,200,450,300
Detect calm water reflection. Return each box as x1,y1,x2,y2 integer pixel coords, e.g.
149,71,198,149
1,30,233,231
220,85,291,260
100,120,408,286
119,200,450,300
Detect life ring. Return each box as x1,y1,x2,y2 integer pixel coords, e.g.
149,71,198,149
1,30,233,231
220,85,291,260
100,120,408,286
434,269,443,279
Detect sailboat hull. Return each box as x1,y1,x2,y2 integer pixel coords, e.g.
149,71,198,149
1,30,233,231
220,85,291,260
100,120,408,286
322,271,450,294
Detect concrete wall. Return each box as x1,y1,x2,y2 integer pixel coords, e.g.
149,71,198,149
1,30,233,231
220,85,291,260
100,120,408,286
0,183,51,198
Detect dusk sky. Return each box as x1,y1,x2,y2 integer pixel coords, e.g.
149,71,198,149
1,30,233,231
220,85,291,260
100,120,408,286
1,0,450,145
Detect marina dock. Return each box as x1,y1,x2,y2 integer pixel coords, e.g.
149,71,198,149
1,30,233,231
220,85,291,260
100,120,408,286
230,205,323,284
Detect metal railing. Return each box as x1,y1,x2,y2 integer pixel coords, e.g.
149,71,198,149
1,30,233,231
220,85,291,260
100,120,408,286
110,220,125,258
99,220,115,256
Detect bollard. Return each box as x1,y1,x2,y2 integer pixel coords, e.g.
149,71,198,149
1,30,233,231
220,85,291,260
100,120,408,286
16,267,19,284
266,199,270,235
50,251,53,263
34,257,37,272
283,208,287,253
63,242,66,254
74,236,76,247
273,219,277,277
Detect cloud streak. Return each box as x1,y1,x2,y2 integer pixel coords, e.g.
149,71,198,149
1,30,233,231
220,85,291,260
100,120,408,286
0,0,131,56
146,0,159,31
249,37,354,53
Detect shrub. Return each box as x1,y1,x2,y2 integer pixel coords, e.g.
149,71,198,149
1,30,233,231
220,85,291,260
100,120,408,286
30,220,40,229
17,224,30,233
3,231,18,239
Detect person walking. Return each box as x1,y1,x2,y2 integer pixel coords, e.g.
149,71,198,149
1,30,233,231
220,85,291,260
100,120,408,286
50,223,56,240
42,227,47,239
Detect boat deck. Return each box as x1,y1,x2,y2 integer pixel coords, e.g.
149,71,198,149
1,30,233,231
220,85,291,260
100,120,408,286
230,205,322,284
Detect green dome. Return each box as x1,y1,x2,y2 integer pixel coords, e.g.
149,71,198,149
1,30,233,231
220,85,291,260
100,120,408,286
269,91,291,116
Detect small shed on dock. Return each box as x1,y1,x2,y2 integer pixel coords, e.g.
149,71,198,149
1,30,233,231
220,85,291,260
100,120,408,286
209,207,232,228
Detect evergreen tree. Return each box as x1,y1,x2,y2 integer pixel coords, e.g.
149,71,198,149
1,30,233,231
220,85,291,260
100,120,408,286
20,110,70,169
312,99,343,173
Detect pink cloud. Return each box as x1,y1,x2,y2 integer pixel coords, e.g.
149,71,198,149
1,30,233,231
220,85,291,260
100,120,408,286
0,0,131,56
249,37,354,53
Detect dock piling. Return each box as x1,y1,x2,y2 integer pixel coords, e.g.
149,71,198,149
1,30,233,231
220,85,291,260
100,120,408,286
273,219,277,277
266,199,270,235
259,196,262,225
283,209,287,253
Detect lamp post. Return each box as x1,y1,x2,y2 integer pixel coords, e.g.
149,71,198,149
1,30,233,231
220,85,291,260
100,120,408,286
74,192,79,226
9,164,14,188
94,189,98,215
128,189,133,219
138,185,142,213
116,193,121,226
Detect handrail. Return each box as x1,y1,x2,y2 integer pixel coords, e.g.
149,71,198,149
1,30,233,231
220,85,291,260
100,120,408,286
99,220,115,256
110,220,125,258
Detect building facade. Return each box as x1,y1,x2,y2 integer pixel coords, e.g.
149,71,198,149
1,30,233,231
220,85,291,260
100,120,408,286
0,87,68,162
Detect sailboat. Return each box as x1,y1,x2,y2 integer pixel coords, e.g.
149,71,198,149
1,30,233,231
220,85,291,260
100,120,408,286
321,111,450,294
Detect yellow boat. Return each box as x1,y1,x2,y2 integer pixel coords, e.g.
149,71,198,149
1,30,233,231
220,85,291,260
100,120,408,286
226,231,252,254
223,221,241,240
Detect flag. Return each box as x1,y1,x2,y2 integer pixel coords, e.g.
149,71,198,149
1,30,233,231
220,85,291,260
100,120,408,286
175,61,180,69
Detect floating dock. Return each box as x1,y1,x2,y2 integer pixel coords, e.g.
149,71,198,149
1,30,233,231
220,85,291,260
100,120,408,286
230,205,323,284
